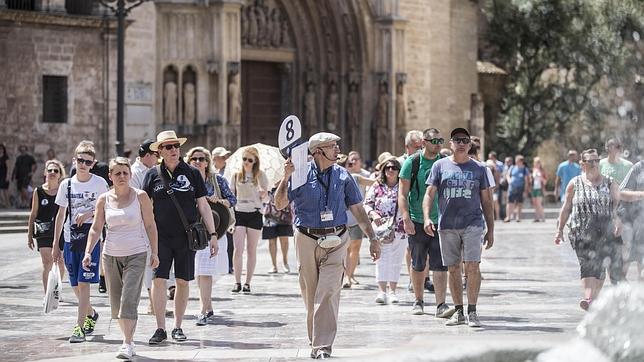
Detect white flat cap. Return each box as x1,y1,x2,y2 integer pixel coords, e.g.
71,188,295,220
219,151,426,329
308,132,341,151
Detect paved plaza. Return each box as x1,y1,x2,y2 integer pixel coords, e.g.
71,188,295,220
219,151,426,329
0,219,589,361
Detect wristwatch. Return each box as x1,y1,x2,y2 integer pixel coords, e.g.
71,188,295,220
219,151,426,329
210,232,217,237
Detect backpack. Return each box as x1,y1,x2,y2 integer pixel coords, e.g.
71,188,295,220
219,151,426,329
409,153,442,200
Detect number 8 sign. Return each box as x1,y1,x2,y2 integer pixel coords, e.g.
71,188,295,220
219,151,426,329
278,115,302,151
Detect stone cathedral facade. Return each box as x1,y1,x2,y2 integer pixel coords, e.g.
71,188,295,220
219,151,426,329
0,0,478,164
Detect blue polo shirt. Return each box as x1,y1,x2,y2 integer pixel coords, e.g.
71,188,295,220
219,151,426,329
556,161,581,199
288,162,362,228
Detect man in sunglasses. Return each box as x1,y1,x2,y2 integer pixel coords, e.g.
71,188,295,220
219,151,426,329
142,130,219,344
422,127,494,328
52,141,109,343
274,132,381,359
399,128,452,318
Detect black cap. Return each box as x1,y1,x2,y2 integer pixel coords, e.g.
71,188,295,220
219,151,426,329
450,127,470,138
138,139,155,157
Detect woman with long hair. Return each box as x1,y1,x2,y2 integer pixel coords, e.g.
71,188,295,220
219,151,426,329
185,147,236,325
530,157,547,222
82,157,159,359
27,159,66,293
364,158,407,304
230,146,268,293
554,149,623,311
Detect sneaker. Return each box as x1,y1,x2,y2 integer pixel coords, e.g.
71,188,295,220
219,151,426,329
579,298,592,311
116,343,135,359
388,292,399,304
148,328,167,345
445,309,466,326
436,303,456,319
424,279,434,292
375,291,387,304
268,266,278,274
69,325,85,343
242,283,251,293
83,310,99,335
312,349,331,359
411,300,424,315
283,264,291,273
231,283,242,293
205,310,215,324
98,276,107,293
468,311,482,327
196,313,208,326
168,286,176,300
171,327,187,341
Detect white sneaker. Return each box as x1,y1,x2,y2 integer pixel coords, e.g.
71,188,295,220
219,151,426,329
283,264,291,273
375,292,387,304
268,266,278,274
116,343,135,359
388,292,399,304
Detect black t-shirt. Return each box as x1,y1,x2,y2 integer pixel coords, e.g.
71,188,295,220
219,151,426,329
143,160,207,239
13,154,36,180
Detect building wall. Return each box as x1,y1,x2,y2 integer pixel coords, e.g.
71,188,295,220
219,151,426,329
400,0,478,137
0,13,115,175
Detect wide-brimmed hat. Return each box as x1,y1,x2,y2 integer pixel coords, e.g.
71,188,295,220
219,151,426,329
376,155,399,172
212,147,232,158
210,202,233,238
374,152,393,171
149,130,187,152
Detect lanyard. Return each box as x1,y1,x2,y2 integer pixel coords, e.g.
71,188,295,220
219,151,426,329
315,167,333,209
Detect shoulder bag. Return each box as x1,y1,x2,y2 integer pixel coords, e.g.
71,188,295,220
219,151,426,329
157,165,209,251
34,187,54,239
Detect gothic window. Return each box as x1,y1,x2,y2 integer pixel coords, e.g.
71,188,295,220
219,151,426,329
6,0,36,10
65,0,95,15
42,75,68,124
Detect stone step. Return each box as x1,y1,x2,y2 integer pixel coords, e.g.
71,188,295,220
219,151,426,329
0,220,28,227
0,226,28,234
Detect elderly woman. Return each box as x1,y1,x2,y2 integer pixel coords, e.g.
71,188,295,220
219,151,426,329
230,146,269,294
364,158,406,304
27,159,66,293
82,157,159,359
185,147,236,326
554,149,623,311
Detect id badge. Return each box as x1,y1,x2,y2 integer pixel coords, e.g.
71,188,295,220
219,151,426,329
320,209,334,222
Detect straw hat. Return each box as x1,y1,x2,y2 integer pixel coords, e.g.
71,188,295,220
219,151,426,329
212,147,232,158
374,152,393,171
149,130,187,152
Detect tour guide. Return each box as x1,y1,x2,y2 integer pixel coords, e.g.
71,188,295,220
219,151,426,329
275,132,381,359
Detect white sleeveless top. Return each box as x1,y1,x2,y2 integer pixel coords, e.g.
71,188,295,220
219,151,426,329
104,191,149,257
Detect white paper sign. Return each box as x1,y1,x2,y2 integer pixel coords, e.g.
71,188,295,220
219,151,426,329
278,115,302,151
290,142,309,190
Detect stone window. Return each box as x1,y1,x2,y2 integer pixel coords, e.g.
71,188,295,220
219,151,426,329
65,0,95,15
43,75,68,123
6,0,36,10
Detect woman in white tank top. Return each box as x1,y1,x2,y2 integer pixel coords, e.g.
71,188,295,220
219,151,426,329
82,157,158,360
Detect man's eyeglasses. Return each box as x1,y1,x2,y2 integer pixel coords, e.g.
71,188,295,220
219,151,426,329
190,157,207,163
46,169,60,174
424,138,444,145
384,165,400,171
75,158,94,166
242,157,255,164
583,159,600,164
451,137,471,145
160,143,181,151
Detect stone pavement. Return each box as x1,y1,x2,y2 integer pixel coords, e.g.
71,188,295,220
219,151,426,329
0,220,589,361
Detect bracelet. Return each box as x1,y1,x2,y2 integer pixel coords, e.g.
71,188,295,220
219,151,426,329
210,232,217,237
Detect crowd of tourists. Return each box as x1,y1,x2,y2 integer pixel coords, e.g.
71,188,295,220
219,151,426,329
18,127,644,359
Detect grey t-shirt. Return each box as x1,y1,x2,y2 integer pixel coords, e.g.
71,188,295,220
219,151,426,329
427,157,490,230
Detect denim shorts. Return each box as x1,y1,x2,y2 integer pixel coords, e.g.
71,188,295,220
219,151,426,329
438,226,485,266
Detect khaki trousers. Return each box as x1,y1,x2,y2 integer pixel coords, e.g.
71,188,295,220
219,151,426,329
295,229,349,354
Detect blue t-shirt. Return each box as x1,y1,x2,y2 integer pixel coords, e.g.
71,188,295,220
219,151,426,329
427,157,490,230
556,161,581,199
509,165,530,191
288,162,363,228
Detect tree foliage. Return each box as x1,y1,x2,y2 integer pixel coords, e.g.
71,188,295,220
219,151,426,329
482,0,644,157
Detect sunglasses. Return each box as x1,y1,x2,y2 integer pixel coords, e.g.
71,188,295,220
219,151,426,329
583,159,600,164
242,157,255,163
424,138,444,145
46,169,60,174
75,158,94,166
190,157,207,163
160,143,181,151
384,165,400,171
451,137,471,144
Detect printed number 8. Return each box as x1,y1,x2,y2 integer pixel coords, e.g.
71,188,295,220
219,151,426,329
286,119,294,141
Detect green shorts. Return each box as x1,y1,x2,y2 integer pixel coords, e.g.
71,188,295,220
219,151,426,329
531,189,543,198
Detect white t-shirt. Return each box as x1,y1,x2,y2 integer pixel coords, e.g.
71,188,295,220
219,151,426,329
130,158,151,190
55,174,110,243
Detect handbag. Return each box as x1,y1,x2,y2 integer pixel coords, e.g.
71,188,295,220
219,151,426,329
371,187,399,244
158,166,209,251
34,220,54,239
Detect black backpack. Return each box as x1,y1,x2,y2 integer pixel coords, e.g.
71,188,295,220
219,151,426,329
409,152,442,200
